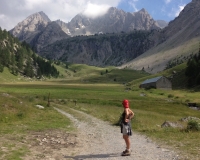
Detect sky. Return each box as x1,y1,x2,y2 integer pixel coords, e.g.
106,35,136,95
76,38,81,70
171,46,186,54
0,0,192,31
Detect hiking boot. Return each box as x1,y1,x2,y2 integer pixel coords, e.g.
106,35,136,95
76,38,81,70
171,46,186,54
121,149,131,156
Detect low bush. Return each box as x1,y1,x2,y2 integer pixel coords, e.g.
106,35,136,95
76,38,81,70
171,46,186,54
168,94,174,98
187,120,200,131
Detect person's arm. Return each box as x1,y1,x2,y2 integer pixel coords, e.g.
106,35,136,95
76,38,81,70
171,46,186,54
124,108,130,122
128,109,134,119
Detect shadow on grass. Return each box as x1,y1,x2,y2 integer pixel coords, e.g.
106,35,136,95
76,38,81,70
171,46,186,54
64,153,120,159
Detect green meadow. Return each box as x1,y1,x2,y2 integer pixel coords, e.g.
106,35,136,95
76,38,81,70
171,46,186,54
0,63,200,159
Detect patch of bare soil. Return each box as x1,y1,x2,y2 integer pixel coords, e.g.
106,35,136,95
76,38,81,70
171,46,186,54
0,130,79,160
24,130,79,160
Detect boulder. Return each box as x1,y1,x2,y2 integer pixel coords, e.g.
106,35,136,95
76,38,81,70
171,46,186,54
161,121,183,129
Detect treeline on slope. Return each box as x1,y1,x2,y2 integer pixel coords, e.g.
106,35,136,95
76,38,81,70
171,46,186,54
0,28,59,78
185,47,200,87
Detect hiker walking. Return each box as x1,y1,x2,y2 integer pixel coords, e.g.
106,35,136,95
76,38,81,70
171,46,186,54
120,99,134,156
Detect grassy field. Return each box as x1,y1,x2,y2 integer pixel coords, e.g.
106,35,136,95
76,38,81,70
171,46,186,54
0,86,74,159
0,64,200,159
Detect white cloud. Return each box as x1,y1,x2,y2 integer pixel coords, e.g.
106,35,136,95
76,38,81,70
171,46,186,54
168,4,186,18
0,14,5,19
0,0,121,30
0,14,14,30
82,2,110,18
127,0,139,12
23,0,50,10
129,0,139,12
164,0,172,4
175,5,185,17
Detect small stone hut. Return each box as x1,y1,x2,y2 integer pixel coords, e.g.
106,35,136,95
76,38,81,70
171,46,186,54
140,76,172,89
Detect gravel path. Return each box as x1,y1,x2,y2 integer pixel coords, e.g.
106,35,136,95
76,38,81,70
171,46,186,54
54,107,180,160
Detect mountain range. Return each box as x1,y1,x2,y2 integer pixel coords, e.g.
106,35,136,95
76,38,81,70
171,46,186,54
9,0,200,73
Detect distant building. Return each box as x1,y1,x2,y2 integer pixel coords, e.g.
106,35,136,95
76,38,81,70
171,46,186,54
140,76,172,90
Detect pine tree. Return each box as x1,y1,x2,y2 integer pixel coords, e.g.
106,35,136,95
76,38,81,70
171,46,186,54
185,42,200,87
24,58,34,77
16,48,25,70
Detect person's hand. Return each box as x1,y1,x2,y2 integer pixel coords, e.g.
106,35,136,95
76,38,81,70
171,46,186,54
125,118,129,122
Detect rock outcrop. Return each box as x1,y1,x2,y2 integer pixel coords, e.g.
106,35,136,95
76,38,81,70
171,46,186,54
10,11,51,43
64,7,160,36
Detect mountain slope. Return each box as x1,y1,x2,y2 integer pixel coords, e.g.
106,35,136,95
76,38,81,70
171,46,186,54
156,20,168,29
120,0,200,73
163,0,200,42
30,21,69,52
40,31,155,66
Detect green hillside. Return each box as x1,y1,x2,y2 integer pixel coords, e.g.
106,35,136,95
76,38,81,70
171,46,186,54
53,63,150,84
0,28,59,78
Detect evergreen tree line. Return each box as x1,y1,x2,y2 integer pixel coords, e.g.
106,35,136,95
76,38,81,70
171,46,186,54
0,27,59,78
185,47,200,87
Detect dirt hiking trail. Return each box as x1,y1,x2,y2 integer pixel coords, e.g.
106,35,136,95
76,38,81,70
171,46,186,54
52,107,181,160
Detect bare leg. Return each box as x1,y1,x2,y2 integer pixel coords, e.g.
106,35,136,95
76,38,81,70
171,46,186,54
123,135,130,150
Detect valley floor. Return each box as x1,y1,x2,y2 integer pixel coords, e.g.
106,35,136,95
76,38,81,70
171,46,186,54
2,106,195,160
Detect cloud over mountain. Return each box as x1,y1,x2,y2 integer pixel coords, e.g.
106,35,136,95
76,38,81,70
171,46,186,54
0,0,120,30
0,0,190,30
82,2,111,18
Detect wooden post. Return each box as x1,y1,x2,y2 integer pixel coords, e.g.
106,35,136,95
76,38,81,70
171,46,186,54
74,100,77,106
47,92,50,107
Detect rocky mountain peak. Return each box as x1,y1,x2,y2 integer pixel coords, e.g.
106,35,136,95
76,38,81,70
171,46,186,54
10,11,51,41
55,20,71,35
131,8,159,30
106,7,126,19
10,7,162,58
30,21,69,52
66,7,160,36
107,7,124,13
10,7,162,39
17,11,50,28
38,11,51,22
134,8,152,19
138,8,148,13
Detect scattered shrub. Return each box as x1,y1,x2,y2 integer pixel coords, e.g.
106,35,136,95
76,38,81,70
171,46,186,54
17,112,24,118
187,120,200,131
29,97,34,102
168,94,174,98
60,99,67,104
43,96,47,101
